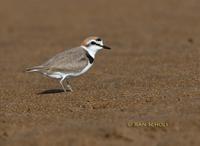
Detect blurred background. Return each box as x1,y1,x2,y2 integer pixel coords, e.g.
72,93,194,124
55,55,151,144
1,0,200,146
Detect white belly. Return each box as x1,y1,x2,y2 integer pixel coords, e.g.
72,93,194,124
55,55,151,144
45,62,93,79
46,72,66,79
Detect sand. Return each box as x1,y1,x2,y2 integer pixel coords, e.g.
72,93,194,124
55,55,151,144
1,0,200,145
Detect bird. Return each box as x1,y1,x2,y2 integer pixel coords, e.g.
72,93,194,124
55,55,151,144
26,36,111,92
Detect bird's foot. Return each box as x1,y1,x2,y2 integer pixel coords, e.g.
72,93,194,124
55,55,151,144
66,84,73,92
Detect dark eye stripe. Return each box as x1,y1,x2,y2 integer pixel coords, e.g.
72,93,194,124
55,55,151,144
90,41,96,45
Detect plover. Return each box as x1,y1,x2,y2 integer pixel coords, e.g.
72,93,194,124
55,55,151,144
26,36,111,92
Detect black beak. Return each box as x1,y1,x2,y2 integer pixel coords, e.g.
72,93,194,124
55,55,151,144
95,43,111,50
102,45,111,50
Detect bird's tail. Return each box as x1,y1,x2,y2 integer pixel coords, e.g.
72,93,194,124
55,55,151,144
25,66,44,73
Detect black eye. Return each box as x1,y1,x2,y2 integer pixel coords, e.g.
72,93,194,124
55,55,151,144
96,38,101,41
90,41,96,45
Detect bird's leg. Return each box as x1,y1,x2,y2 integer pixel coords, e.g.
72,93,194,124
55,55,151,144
60,78,73,92
60,78,67,92
65,80,73,92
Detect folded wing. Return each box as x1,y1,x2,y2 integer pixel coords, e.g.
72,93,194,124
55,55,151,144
26,47,88,74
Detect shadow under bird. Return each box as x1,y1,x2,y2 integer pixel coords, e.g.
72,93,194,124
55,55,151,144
26,36,111,92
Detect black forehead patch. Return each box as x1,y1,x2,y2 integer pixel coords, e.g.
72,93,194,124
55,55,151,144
96,38,102,41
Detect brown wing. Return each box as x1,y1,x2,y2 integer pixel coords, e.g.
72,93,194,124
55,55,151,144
38,47,89,74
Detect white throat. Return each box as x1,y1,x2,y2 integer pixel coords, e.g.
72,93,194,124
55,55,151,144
81,45,99,58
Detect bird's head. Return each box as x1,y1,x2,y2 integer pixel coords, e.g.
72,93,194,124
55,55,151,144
81,36,111,57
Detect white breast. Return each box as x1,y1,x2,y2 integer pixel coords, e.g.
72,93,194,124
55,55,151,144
73,62,93,77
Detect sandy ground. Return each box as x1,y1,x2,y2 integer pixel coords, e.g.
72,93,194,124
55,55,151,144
1,0,200,145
